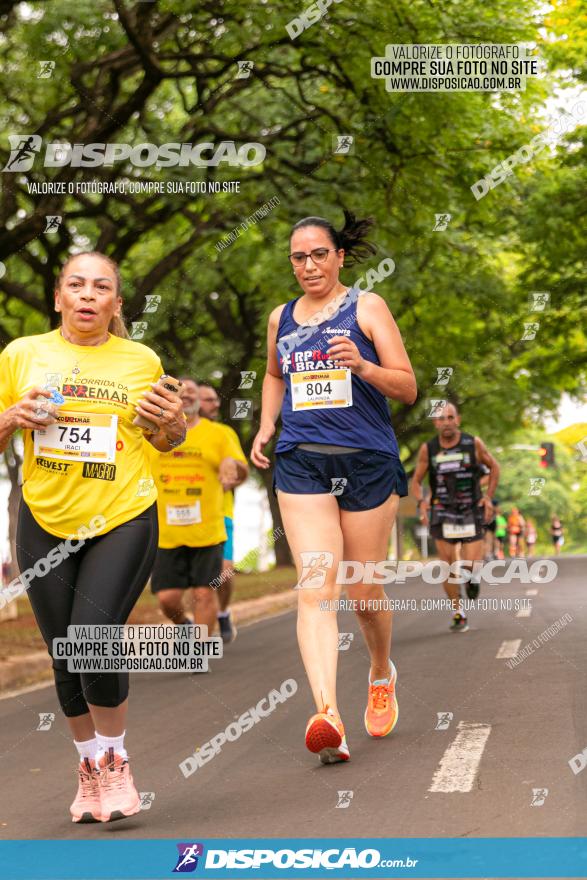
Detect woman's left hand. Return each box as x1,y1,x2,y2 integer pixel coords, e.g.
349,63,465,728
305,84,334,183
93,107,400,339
326,335,366,375
138,382,185,446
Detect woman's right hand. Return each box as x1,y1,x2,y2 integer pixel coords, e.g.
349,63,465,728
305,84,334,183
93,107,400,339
4,388,59,431
251,423,275,469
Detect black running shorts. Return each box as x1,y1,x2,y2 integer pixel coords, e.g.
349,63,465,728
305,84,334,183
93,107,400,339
150,543,224,592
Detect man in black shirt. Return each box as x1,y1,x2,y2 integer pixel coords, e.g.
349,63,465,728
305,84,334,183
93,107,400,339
411,403,500,632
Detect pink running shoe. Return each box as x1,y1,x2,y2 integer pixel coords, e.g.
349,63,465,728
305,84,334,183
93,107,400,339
98,748,141,822
70,758,101,823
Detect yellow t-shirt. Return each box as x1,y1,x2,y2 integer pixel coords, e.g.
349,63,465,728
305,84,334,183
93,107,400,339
147,418,247,549
222,490,234,520
219,424,246,520
0,329,163,538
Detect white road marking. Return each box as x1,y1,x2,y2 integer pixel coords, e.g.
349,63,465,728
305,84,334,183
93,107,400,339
496,639,522,659
516,607,532,618
526,589,538,596
429,721,492,793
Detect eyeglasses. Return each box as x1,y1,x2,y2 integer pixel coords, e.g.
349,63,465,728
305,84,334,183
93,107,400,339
288,248,336,267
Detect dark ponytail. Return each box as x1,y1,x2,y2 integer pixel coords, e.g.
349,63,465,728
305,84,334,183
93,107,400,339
290,210,377,266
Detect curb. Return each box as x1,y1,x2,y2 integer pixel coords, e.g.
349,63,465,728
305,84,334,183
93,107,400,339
0,651,53,693
0,589,298,695
231,589,297,628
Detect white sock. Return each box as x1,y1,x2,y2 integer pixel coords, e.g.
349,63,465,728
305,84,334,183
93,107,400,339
74,737,98,764
95,731,128,763
218,610,229,619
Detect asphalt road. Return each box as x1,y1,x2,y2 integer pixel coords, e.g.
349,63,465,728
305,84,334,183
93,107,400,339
1,555,586,843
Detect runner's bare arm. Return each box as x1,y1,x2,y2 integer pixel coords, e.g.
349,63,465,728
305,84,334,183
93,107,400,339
410,443,429,503
265,304,286,379
251,306,286,469
475,437,500,500
329,292,416,404
0,388,57,453
219,456,248,490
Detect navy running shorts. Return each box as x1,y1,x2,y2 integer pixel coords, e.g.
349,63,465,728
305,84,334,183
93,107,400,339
273,446,408,512
151,543,224,592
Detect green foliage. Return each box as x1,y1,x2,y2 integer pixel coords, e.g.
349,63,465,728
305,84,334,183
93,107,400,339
0,0,584,475
494,428,586,549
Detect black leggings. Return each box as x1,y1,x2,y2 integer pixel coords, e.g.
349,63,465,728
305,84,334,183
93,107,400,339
16,501,158,717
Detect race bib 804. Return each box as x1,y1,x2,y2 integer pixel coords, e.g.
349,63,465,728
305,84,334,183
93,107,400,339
291,369,352,411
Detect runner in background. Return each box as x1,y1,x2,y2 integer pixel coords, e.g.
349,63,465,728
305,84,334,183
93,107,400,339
197,381,248,643
0,252,185,824
507,506,525,557
147,378,247,638
411,402,500,632
479,464,496,561
550,515,564,555
252,211,417,764
494,503,507,560
525,517,538,557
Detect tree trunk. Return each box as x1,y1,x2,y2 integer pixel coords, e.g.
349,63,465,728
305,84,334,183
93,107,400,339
257,466,292,567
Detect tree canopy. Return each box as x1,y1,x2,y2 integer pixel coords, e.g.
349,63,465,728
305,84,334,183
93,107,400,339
0,0,585,559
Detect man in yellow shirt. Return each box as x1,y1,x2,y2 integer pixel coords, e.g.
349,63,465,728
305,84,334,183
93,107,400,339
197,383,247,643
148,379,248,635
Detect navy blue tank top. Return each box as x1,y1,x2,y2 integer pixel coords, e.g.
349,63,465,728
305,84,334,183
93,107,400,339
274,288,400,456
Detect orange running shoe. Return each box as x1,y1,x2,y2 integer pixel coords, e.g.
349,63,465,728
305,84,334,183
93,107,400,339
70,758,101,823
305,705,350,764
98,749,141,822
364,660,398,738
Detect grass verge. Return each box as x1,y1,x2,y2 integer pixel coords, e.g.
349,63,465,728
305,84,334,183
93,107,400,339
0,566,296,662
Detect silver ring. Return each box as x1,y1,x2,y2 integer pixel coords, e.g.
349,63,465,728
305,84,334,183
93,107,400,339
159,408,164,418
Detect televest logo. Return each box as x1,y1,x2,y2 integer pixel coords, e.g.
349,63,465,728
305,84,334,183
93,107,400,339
36,458,71,474
2,136,266,171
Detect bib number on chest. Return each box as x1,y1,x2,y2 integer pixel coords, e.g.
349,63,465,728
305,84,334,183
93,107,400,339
291,369,352,411
166,502,202,526
34,411,118,463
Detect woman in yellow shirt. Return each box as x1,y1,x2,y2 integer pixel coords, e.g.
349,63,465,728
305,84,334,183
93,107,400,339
0,251,185,824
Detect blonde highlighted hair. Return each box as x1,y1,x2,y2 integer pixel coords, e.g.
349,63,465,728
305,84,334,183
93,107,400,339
55,250,129,339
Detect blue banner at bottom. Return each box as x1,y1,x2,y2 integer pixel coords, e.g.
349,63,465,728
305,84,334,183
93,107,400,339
1,838,587,879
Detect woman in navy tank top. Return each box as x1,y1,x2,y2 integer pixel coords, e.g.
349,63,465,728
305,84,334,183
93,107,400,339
251,211,416,765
